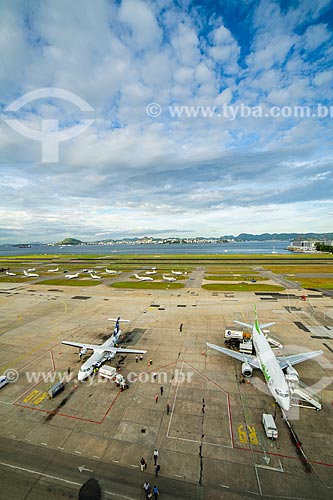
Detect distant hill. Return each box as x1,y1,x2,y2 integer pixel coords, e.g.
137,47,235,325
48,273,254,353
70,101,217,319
2,232,333,248
230,233,333,241
55,238,83,246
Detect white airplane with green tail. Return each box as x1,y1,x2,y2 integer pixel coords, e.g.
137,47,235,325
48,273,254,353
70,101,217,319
207,306,323,411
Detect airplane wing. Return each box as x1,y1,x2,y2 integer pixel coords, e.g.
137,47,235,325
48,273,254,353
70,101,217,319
61,341,98,350
103,347,147,354
206,343,260,369
277,350,323,369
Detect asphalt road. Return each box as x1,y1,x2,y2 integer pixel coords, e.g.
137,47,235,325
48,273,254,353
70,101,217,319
0,436,199,500
185,267,205,288
255,268,301,289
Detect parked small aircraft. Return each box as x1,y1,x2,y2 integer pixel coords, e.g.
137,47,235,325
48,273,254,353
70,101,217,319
134,274,153,281
90,273,101,280
47,268,59,272
171,270,183,275
23,270,39,277
163,275,176,282
65,272,80,279
105,269,117,274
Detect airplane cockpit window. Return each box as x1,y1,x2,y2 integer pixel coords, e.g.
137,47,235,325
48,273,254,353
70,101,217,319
275,388,288,397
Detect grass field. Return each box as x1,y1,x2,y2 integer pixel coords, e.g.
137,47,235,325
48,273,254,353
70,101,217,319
202,283,285,291
110,281,184,290
35,279,100,286
263,265,333,274
204,275,267,281
297,278,333,290
0,276,35,283
1,254,333,292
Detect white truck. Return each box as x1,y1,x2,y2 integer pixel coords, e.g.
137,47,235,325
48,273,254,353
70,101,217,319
115,373,128,391
224,329,243,340
262,413,278,439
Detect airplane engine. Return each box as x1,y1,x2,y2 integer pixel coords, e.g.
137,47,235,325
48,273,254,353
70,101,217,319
241,362,253,378
286,365,299,381
80,348,87,356
107,352,116,361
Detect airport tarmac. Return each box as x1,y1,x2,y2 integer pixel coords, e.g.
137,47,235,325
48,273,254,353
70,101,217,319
0,280,333,499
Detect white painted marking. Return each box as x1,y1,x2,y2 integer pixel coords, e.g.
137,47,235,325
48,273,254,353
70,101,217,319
78,465,93,473
0,462,81,487
93,455,100,459
57,446,64,450
112,460,120,463
74,451,82,454
166,434,232,448
173,474,182,478
10,435,16,439
166,361,233,448
256,464,284,473
0,400,13,406
254,464,262,496
41,443,47,446
131,464,139,468
220,484,230,488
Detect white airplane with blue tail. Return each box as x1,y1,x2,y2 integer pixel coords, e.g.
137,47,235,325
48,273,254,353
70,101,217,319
62,318,146,381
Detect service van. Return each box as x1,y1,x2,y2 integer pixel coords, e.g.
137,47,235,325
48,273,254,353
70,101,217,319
262,413,278,439
0,376,9,389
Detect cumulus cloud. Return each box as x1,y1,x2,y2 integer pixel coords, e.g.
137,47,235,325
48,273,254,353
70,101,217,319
0,0,332,243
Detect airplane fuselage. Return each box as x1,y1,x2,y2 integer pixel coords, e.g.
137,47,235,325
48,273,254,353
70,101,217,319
78,337,117,381
252,321,290,411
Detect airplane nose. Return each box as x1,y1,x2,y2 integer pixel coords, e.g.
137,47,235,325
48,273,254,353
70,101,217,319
281,398,290,411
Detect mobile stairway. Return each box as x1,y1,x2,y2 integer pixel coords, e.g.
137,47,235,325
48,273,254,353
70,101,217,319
287,377,322,411
262,330,283,349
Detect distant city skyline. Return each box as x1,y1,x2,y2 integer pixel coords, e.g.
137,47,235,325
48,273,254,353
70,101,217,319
0,0,332,243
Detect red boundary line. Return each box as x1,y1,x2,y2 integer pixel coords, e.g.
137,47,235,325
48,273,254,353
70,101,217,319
184,361,234,448
12,347,121,424
11,354,333,467
182,361,333,468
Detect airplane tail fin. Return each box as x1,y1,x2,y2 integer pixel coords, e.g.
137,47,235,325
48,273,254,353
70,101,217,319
234,320,253,329
234,306,275,332
259,322,275,329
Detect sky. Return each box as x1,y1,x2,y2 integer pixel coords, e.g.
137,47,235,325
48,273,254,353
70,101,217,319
0,0,332,243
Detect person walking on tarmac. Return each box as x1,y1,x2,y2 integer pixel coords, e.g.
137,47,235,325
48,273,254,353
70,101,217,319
153,485,159,499
140,457,147,471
